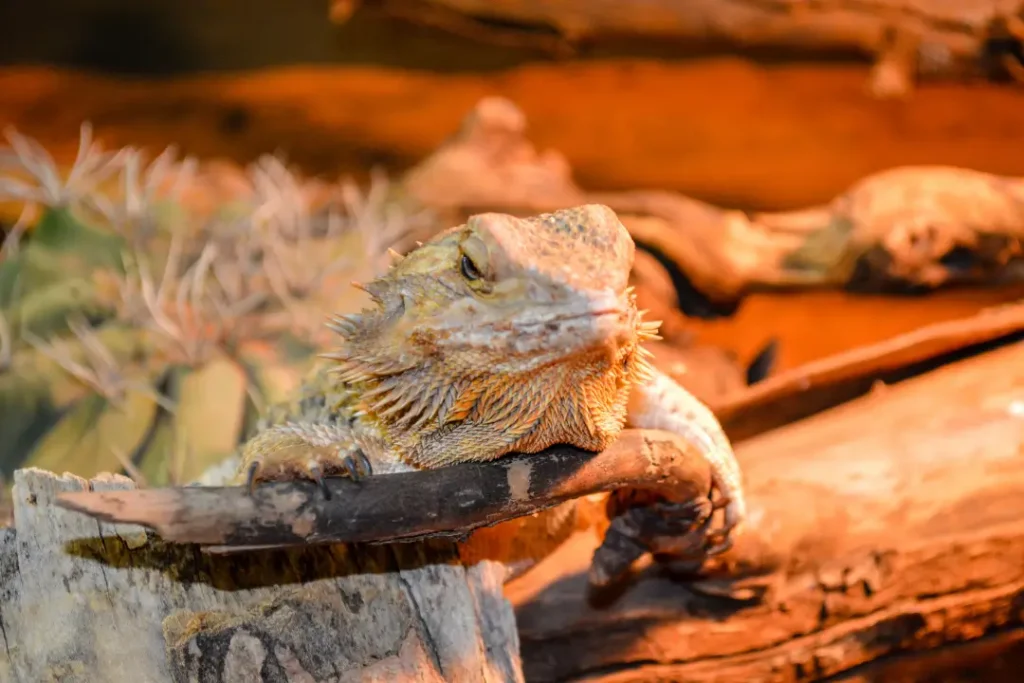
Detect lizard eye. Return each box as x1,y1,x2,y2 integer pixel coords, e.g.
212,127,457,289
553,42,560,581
460,254,483,281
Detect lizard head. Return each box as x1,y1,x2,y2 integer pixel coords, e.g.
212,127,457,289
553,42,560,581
324,205,659,437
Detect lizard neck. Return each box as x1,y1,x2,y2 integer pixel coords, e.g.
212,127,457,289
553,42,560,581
347,356,631,463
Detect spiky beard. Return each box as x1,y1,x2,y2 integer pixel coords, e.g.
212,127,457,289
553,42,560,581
319,288,662,442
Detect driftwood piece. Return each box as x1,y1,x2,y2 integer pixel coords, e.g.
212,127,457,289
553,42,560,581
56,432,716,593
55,430,712,547
715,299,1024,438
4,63,1024,214
0,469,522,682
350,0,1024,97
402,96,1024,310
504,337,1024,682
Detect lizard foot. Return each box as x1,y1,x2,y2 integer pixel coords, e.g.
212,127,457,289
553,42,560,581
234,424,373,499
702,490,739,557
590,487,737,588
642,491,735,560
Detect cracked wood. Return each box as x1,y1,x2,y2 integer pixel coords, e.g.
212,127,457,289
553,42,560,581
507,338,1024,682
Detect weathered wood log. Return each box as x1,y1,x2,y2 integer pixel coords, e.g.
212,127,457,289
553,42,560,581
715,299,1024,438
505,337,1024,682
7,343,1024,681
0,469,523,682
402,96,1024,310
3,61,1024,213
53,430,713,573
346,0,1024,97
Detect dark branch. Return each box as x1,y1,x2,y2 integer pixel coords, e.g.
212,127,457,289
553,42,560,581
55,429,713,560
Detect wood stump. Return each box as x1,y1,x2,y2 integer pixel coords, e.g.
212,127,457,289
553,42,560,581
0,470,522,682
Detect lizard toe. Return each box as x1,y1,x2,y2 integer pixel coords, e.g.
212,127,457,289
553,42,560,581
245,459,262,495
342,451,373,481
238,444,368,499
242,455,348,498
308,463,332,500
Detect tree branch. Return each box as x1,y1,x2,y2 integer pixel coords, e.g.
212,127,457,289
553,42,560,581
55,429,714,569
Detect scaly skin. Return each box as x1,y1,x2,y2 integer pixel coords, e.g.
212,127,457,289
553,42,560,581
234,204,746,554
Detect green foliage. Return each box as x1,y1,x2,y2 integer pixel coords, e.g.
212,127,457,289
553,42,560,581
0,206,123,337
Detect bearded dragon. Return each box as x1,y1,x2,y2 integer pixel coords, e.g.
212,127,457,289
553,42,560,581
234,204,746,569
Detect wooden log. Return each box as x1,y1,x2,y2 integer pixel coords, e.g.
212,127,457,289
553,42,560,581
349,0,1024,97
0,469,523,682
715,299,1024,438
3,60,1024,212
401,96,1024,308
506,337,1024,682
8,338,1024,681
53,430,714,576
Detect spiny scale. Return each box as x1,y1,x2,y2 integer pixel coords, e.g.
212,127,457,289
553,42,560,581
324,359,373,384
637,317,662,341
326,313,360,336
350,279,385,303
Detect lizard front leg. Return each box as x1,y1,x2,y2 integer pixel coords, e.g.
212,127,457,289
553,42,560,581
627,366,746,553
233,421,375,498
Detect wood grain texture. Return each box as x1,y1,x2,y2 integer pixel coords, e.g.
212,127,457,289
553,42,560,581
3,59,1024,211
54,431,712,550
508,339,1024,682
360,0,1024,97
0,470,522,683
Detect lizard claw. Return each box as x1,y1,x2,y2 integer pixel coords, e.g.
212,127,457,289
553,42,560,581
623,486,739,564
235,425,372,498
308,463,332,500
342,451,373,481
245,460,261,496
697,486,742,557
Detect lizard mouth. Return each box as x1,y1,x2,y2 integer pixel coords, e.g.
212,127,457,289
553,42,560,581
453,301,635,353
422,287,640,358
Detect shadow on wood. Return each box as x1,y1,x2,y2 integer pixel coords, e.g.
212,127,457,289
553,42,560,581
509,340,1024,681
0,470,522,682
6,342,1024,680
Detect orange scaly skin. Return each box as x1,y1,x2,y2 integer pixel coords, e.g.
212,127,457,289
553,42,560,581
234,205,746,550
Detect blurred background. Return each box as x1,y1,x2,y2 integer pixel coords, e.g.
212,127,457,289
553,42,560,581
0,0,1019,489
1,2,1024,678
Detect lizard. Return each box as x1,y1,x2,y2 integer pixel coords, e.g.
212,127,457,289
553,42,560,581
233,203,746,572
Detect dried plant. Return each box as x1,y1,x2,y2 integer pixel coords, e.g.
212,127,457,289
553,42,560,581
244,156,357,333
340,168,435,276
0,204,30,261
0,123,127,207
0,124,440,484
0,207,29,373
21,315,174,411
205,222,271,331
118,240,228,366
112,431,198,489
0,309,10,374
110,446,149,488
86,146,197,241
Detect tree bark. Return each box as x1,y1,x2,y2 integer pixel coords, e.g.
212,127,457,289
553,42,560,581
53,431,713,559
401,96,1024,309
4,61,1024,214
351,0,1024,96
507,338,1024,682
714,300,1024,439
6,341,1024,680
0,469,523,683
